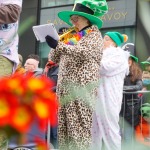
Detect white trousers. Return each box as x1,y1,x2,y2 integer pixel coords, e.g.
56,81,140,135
91,100,121,150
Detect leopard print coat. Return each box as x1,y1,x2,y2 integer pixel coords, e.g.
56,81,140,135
49,25,103,150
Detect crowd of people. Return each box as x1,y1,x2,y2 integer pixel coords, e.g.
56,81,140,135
0,0,150,150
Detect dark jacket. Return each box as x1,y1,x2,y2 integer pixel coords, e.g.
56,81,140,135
123,75,143,92
123,75,143,100
47,65,59,92
120,74,143,126
33,68,43,77
44,61,59,92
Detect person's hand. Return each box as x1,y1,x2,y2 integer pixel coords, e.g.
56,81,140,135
45,35,58,49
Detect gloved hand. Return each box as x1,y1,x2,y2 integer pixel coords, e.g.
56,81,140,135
45,35,58,49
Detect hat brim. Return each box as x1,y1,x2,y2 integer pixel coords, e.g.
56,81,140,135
130,55,138,63
58,11,103,29
141,61,150,65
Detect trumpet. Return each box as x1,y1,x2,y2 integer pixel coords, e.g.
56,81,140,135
59,27,77,41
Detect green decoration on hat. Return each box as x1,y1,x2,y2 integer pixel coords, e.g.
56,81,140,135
105,32,128,46
141,57,150,65
141,103,150,118
130,54,138,63
58,0,108,29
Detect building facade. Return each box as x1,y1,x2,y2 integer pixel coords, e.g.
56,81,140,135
19,0,150,67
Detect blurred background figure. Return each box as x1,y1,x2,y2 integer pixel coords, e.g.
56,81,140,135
141,57,150,111
0,0,22,77
92,32,129,150
0,0,23,149
24,54,43,77
120,54,143,147
135,103,150,148
44,59,59,149
15,54,26,74
141,57,150,91
43,27,69,149
9,54,46,150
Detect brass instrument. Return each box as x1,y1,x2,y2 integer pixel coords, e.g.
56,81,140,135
59,27,77,41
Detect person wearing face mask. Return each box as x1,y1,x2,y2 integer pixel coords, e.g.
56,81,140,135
141,57,150,91
0,0,22,77
91,32,129,150
45,0,108,149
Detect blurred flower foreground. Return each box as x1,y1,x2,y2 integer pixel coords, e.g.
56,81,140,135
0,73,58,149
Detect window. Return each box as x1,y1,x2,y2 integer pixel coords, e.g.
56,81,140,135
38,0,137,68
41,0,75,8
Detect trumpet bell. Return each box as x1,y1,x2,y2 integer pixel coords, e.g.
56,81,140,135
59,27,77,41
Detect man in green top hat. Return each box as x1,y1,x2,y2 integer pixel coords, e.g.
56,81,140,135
45,0,108,150
58,0,108,29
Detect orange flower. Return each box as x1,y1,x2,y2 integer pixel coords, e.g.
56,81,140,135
0,98,10,126
35,138,49,150
10,105,33,133
0,74,25,96
0,73,59,142
0,94,19,126
33,96,58,127
26,75,54,93
33,98,50,119
32,92,58,131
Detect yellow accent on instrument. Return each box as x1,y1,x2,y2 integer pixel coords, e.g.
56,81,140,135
59,27,78,41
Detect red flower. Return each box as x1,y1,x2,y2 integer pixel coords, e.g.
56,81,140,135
25,75,54,93
33,94,58,129
0,94,19,126
0,74,25,96
10,105,33,133
35,138,49,150
0,73,58,143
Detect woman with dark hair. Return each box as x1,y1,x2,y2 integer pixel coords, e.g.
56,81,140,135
120,55,143,146
128,56,142,83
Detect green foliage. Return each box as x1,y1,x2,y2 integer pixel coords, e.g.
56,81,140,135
18,16,36,36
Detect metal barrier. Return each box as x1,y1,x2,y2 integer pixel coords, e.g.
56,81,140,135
120,90,150,149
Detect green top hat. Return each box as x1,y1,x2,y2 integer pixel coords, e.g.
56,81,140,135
141,57,150,65
58,0,108,29
105,31,128,46
130,54,138,63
